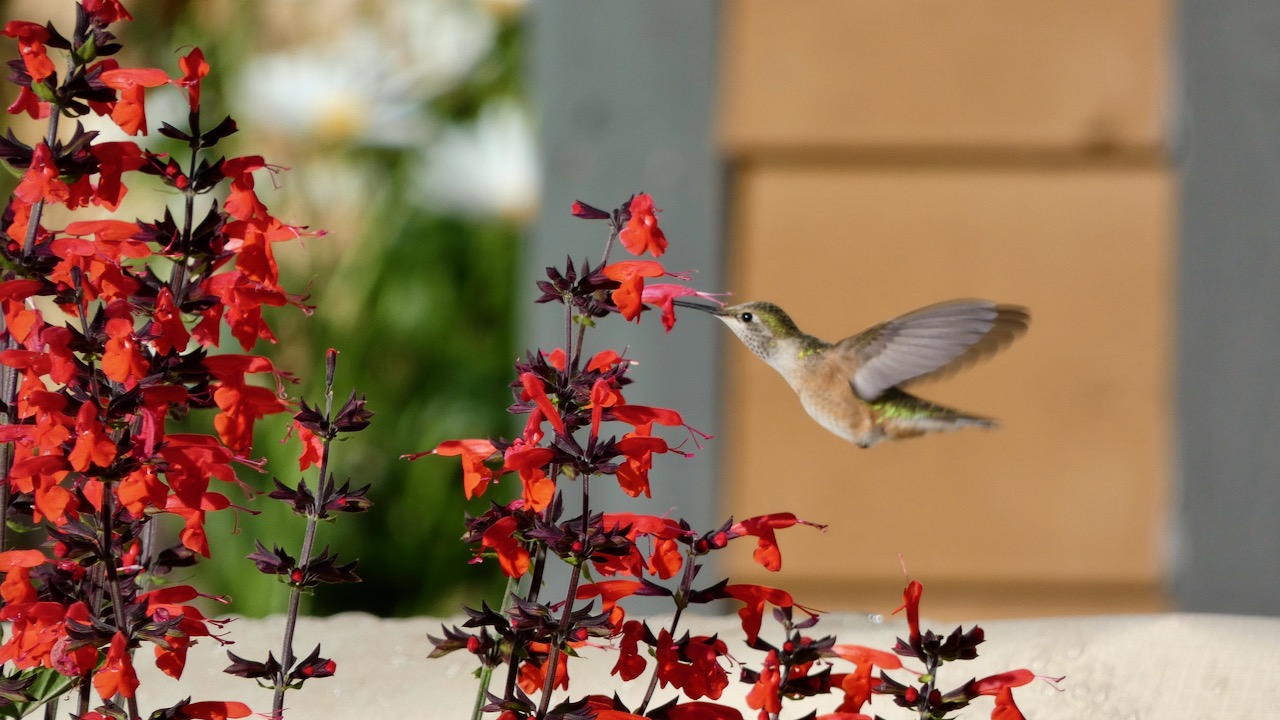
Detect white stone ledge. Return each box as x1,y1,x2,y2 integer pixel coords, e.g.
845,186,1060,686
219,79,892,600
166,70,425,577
127,612,1280,718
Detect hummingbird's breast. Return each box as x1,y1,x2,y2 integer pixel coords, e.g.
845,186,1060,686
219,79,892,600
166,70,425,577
786,350,876,445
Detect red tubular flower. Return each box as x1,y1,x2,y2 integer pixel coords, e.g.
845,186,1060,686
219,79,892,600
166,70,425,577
173,701,254,720
602,260,667,322
519,371,566,436
98,66,171,136
149,287,191,355
102,316,147,387
654,629,729,701
501,443,556,511
991,688,1025,720
745,649,782,714
86,141,145,210
93,632,139,699
575,579,643,626
730,513,826,573
893,580,924,647
14,142,70,205
177,47,209,111
0,601,66,669
83,0,134,23
482,515,530,578
517,648,568,694
2,21,55,82
640,283,727,332
609,619,647,680
613,434,667,498
7,86,47,118
619,193,668,257
830,645,903,712
427,438,499,499
0,550,44,605
722,584,806,645
69,402,116,472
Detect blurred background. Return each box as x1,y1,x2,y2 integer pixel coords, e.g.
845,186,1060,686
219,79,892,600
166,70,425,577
2,0,1277,620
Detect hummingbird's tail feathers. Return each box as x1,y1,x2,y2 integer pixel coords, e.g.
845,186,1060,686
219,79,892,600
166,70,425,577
870,389,999,441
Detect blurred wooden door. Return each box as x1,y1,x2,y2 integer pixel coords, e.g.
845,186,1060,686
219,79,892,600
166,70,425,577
717,0,1172,618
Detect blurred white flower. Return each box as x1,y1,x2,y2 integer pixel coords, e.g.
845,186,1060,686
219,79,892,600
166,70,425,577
413,98,539,221
234,0,496,147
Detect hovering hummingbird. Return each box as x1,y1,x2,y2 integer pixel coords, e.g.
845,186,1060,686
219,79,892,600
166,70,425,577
673,299,1029,448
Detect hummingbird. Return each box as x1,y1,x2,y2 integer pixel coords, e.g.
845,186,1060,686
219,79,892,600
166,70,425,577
673,298,1029,448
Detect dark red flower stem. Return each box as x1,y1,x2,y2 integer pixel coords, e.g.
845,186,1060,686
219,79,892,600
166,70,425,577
168,111,205,302
635,553,697,715
272,355,339,719
98,482,141,720
534,476,591,719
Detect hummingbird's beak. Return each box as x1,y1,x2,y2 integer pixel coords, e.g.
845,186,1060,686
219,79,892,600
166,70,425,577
671,298,722,315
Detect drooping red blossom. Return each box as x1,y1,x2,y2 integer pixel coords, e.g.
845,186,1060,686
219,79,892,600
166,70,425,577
730,513,826,572
830,645,903,712
502,442,556,511
176,47,209,111
68,401,117,472
602,261,668,322
83,0,134,23
87,141,146,209
2,21,55,82
98,66,171,136
990,687,1026,720
745,649,782,715
641,284,727,332
7,85,47,118
93,632,140,699
519,371,567,436
893,579,924,647
618,193,668,257
654,629,730,701
425,439,499,500
482,515,530,578
14,142,70,205
609,619,648,680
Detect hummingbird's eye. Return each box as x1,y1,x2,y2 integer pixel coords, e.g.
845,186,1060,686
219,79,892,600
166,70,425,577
740,312,753,323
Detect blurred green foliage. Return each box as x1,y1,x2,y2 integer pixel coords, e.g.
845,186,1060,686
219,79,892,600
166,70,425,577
0,0,527,617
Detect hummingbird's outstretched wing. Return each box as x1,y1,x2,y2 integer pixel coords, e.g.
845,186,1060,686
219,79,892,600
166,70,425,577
836,300,1029,401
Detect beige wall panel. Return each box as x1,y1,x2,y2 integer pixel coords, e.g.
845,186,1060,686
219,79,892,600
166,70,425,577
721,0,1169,153
717,166,1172,616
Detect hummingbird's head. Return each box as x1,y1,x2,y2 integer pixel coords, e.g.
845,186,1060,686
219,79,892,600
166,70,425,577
674,300,800,364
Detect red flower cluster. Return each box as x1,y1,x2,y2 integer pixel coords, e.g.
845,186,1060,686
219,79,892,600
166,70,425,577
424,196,832,719
426,196,1059,720
0,6,334,719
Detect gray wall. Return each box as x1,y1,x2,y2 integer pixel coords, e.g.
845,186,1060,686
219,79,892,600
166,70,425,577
525,2,725,543
1175,2,1280,614
525,1,1280,617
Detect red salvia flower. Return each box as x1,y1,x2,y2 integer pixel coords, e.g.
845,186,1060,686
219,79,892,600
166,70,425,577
481,515,530,578
745,649,782,715
14,142,70,205
730,513,826,572
98,66,171,136
93,631,140,699
618,193,668,257
69,401,116,472
427,439,499,500
83,0,134,23
176,47,209,111
2,21,55,82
